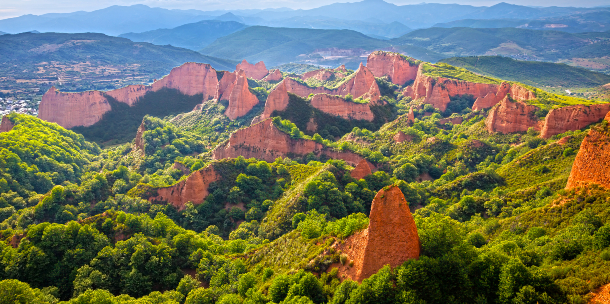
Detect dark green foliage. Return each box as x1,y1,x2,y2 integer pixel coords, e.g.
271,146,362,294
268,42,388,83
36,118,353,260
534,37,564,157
271,93,396,138
444,94,475,117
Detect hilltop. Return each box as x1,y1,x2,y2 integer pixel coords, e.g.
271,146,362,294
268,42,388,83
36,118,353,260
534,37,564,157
119,20,248,51
440,56,610,89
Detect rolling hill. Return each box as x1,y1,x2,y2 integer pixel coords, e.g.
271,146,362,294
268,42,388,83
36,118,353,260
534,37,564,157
434,10,610,33
439,56,610,88
119,20,248,51
392,27,610,72
199,26,391,67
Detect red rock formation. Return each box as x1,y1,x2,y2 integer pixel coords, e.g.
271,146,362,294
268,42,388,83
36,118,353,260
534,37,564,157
106,85,149,106
236,60,269,80
310,94,374,121
393,131,412,143
336,63,380,101
224,70,260,120
485,96,541,134
216,71,237,101
565,126,610,190
134,121,146,152
108,62,219,105
212,119,364,166
540,104,610,139
39,62,219,129
351,159,374,180
263,69,283,82
0,116,14,132
404,66,535,112
254,79,291,123
153,164,221,211
367,51,419,86
407,108,415,123
38,87,112,129
301,65,347,81
335,186,420,282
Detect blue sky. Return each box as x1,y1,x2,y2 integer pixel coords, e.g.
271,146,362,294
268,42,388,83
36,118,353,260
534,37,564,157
1,0,609,19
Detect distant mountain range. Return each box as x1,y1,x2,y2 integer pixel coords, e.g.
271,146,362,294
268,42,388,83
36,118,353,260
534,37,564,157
1,1,609,39
119,20,248,51
434,10,610,33
199,26,391,68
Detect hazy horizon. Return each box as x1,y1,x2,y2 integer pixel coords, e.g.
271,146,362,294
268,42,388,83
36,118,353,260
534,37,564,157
1,0,609,20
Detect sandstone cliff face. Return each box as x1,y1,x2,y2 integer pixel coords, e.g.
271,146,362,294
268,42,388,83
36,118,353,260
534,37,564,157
404,65,535,112
301,65,347,81
263,69,283,82
565,124,610,190
39,62,220,129
254,79,291,123
38,87,112,129
236,60,269,80
224,70,260,120
540,104,610,139
351,159,374,180
0,116,14,132
107,62,219,105
310,94,375,121
485,96,541,134
393,131,412,143
336,63,380,102
366,51,419,86
153,164,221,211
407,108,415,123
212,119,364,166
216,71,237,101
336,186,420,282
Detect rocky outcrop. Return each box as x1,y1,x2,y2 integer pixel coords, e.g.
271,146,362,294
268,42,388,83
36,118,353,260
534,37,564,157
38,87,112,129
224,70,260,120
351,159,374,180
310,94,374,121
336,63,380,103
134,121,146,152
485,96,541,134
263,69,283,82
367,51,419,86
393,131,412,143
439,116,464,125
565,122,610,190
407,108,415,123
404,65,535,112
152,164,221,211
254,80,291,123
236,60,269,80
301,65,347,81
212,119,365,166
335,186,420,282
108,62,219,105
39,62,219,129
216,71,237,101
0,116,14,132
540,104,610,139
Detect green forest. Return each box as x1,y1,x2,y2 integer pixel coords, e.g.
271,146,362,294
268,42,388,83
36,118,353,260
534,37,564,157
1,53,610,304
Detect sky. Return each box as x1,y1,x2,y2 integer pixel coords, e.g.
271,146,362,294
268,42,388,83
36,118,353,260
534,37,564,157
1,0,609,19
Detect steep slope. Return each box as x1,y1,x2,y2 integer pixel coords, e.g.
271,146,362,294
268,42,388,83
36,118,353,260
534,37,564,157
119,20,247,51
212,119,365,165
199,26,390,67
439,56,610,88
566,114,610,190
